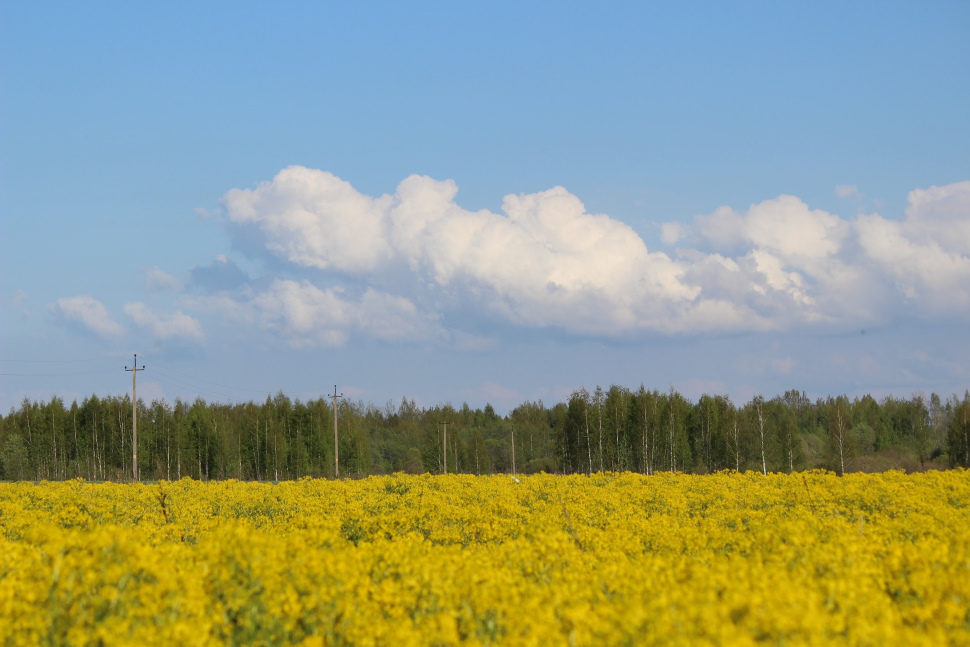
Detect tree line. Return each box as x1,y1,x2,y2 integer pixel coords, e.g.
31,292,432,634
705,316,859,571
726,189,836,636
1,387,968,482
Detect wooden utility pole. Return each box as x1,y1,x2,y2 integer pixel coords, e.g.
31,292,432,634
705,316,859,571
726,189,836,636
332,385,343,478
511,423,516,475
124,354,145,481
439,421,450,474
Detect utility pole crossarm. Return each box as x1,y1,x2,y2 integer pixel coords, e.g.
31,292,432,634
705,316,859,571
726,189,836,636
124,354,145,482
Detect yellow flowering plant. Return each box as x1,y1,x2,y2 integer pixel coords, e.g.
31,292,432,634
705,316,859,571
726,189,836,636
0,471,967,645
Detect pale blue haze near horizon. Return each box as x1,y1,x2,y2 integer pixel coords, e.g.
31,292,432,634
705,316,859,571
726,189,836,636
2,2,968,414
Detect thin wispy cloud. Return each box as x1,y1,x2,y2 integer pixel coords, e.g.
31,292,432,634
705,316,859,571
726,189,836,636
835,184,861,198
145,267,183,292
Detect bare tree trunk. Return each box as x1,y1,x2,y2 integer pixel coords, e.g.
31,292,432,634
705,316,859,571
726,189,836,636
788,426,794,474
92,410,97,481
642,403,650,475
72,409,78,479
669,408,675,473
704,406,712,473
835,405,847,476
206,424,211,481
614,405,622,472
254,417,261,481
726,409,740,473
118,407,126,481
25,401,32,443
177,417,182,480
963,398,970,465
98,414,105,480
598,407,604,473
51,407,57,480
756,397,767,476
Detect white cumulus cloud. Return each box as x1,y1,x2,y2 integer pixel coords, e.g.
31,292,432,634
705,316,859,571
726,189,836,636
211,279,444,348
223,167,393,272
223,167,773,336
695,195,850,266
51,295,125,338
124,303,203,341
855,180,970,313
672,187,970,327
186,279,447,348
218,168,970,340
390,177,703,333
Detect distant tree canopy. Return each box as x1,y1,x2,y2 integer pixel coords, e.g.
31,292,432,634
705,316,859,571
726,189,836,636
1,387,967,481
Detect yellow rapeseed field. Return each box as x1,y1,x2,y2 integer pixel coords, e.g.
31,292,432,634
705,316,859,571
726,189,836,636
0,471,968,646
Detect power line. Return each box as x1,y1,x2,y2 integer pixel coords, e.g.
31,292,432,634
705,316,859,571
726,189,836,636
1,366,253,403
148,374,255,403
1,356,326,406
149,359,271,395
1,357,122,377
0,359,109,364
148,370,241,401
0,369,118,377
1,357,269,396
149,366,274,402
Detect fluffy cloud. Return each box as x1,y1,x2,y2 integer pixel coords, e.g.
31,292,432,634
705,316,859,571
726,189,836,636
677,183,970,326
223,167,769,336
903,181,970,254
124,303,203,341
51,296,125,338
687,195,872,325
698,195,850,263
218,168,969,340
223,168,393,272
390,178,706,333
232,279,442,348
856,181,970,313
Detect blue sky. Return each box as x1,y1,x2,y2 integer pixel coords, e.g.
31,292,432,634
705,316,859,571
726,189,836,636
2,2,968,414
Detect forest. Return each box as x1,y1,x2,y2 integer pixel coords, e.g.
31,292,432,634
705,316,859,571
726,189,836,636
1,386,968,482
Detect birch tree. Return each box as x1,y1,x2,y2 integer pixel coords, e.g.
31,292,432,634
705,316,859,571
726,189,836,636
726,401,742,472
593,386,605,472
828,395,852,475
754,395,767,475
